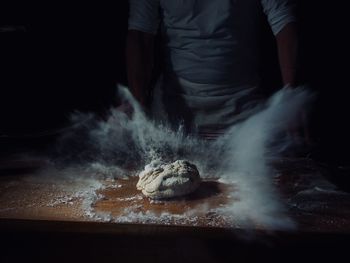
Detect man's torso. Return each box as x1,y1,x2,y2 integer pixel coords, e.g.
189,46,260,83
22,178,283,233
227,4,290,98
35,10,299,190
159,0,262,85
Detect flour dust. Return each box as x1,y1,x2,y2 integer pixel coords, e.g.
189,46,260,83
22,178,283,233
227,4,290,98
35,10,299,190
52,85,314,230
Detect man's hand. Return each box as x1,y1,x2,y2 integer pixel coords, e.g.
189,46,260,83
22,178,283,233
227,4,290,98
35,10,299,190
116,102,134,118
284,86,313,154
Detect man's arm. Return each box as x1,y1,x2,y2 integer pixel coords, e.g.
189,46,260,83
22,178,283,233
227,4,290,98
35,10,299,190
126,30,155,106
276,22,311,145
275,22,298,86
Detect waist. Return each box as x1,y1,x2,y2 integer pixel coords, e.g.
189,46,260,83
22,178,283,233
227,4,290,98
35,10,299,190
163,72,260,97
164,61,259,86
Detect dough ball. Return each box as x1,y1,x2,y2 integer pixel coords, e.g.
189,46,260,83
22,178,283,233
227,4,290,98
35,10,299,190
137,160,201,199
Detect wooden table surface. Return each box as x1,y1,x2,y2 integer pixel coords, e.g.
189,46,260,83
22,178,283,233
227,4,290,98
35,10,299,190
0,164,236,227
1,157,350,233
2,157,350,263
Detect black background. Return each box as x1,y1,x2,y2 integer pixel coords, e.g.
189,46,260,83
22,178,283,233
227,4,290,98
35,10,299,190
0,1,349,166
1,3,350,261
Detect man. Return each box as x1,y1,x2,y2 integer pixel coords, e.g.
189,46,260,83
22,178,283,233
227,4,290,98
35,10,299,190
126,0,298,137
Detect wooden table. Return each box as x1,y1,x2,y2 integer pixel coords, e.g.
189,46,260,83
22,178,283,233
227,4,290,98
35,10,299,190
1,157,350,262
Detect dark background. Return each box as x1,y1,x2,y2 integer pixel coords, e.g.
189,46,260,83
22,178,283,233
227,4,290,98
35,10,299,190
0,1,349,166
